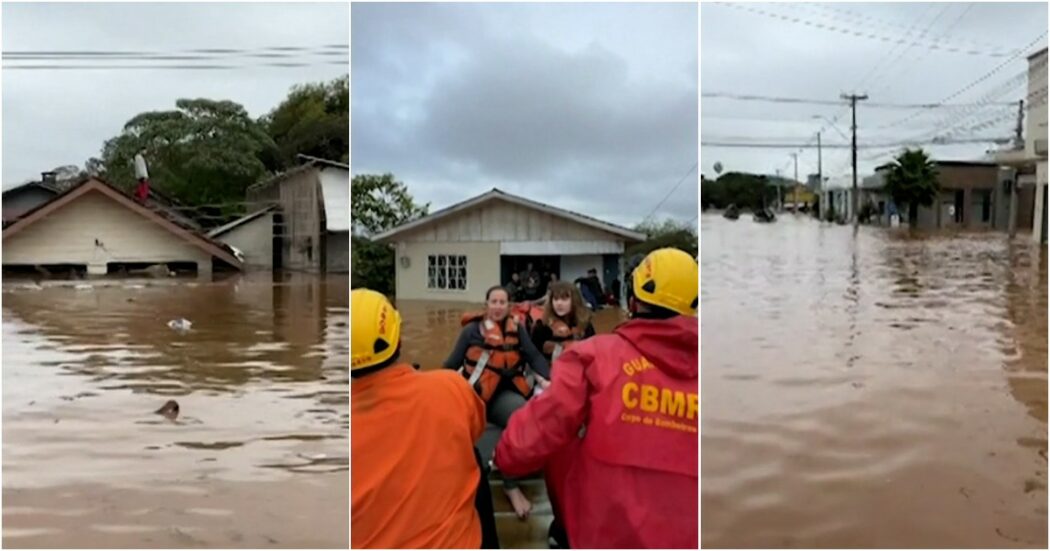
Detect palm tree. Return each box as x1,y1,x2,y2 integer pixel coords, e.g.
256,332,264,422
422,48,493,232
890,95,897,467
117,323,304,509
884,149,940,227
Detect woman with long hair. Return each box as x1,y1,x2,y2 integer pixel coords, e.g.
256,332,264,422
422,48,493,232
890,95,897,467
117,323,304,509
531,281,596,364
443,285,550,520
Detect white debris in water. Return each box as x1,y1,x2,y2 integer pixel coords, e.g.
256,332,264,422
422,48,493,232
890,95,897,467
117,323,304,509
298,453,328,461
167,318,193,331
74,284,92,291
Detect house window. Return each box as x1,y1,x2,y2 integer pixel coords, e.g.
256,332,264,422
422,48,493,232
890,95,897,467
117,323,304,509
428,254,467,290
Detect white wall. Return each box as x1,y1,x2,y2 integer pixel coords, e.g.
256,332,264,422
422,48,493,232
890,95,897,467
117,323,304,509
560,255,603,287
215,213,274,268
3,191,211,273
395,241,500,302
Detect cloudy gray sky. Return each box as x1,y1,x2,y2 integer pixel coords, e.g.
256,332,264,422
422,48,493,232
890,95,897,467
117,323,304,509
701,2,1047,186
2,2,348,189
351,2,699,230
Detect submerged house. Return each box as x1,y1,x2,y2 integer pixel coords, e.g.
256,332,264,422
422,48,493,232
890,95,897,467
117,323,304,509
373,188,646,302
245,155,349,273
858,161,1004,230
2,177,242,277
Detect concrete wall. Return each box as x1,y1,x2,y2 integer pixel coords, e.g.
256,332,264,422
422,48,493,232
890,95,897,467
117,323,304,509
326,231,348,273
2,187,54,222
278,169,323,273
1035,161,1048,243
3,191,211,274
1027,51,1048,159
394,241,500,302
215,212,274,269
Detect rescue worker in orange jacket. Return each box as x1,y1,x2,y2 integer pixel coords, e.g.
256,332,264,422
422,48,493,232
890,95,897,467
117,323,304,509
494,248,699,549
443,285,550,520
351,289,491,549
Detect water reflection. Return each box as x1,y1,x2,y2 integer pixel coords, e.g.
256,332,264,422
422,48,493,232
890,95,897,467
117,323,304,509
2,273,349,548
701,215,1047,548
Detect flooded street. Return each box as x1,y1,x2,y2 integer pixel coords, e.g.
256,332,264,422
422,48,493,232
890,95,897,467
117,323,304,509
395,299,624,548
2,274,349,548
701,214,1047,548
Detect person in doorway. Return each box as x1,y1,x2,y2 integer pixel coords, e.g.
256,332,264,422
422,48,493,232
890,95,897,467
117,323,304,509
519,262,538,287
505,272,524,302
444,286,551,520
574,268,604,310
523,273,542,301
494,248,699,549
351,289,491,549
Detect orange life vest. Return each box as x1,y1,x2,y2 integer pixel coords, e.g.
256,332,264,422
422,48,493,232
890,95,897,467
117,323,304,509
459,313,531,402
543,318,584,361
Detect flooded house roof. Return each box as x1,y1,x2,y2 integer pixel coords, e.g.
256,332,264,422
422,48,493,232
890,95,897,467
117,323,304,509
373,188,647,243
206,205,277,238
2,177,242,269
245,155,348,232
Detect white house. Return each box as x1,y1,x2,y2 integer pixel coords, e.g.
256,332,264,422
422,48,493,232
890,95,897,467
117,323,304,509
2,177,241,277
373,188,646,302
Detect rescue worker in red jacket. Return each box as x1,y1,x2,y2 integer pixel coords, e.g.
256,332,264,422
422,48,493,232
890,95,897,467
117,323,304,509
351,289,495,549
443,285,551,520
494,248,699,549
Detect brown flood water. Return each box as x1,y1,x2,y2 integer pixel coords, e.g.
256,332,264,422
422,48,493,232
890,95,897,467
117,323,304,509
2,273,349,548
396,298,625,548
701,214,1047,548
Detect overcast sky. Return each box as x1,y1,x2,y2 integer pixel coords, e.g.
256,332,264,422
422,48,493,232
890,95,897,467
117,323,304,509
2,2,348,189
351,3,699,230
701,2,1047,187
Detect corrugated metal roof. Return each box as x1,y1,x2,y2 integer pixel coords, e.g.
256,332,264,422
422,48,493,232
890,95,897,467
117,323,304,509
320,167,349,232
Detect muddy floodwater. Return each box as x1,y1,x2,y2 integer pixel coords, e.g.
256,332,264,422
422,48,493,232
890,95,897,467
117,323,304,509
701,214,1047,548
2,273,349,548
395,299,624,548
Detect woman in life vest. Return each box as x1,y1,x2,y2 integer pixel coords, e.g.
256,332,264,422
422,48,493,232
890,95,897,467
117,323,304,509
531,281,596,365
443,285,550,520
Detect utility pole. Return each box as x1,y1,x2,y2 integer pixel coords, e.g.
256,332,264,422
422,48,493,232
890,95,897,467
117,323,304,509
817,131,823,219
842,93,868,227
791,153,799,213
1014,99,1025,149
775,169,783,211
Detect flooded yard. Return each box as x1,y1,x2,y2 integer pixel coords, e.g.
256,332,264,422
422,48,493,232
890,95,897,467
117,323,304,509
701,214,1047,548
2,273,349,548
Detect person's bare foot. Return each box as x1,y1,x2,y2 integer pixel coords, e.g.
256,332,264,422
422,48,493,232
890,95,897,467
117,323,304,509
504,487,532,520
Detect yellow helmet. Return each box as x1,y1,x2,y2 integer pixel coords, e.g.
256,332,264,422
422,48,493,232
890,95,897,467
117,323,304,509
632,248,699,316
351,289,402,370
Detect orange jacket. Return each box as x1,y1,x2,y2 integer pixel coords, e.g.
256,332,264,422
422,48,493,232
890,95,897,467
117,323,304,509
352,364,486,549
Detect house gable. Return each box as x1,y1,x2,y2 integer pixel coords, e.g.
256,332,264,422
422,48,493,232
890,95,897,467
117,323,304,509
3,178,241,268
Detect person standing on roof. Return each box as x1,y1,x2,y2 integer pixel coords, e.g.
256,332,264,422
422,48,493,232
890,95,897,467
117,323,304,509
494,248,699,549
134,150,151,203
351,289,494,549
443,285,550,521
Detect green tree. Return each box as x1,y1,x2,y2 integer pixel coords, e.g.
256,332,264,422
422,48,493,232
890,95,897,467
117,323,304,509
628,218,698,259
884,148,940,226
703,172,779,211
351,174,429,296
94,98,277,217
263,76,349,169
351,174,430,236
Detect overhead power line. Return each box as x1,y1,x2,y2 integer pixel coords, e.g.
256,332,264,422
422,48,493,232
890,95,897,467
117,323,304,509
719,2,1019,57
641,162,698,224
702,91,1016,109
702,137,1011,149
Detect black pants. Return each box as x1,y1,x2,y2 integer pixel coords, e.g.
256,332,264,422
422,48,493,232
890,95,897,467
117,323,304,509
474,446,500,549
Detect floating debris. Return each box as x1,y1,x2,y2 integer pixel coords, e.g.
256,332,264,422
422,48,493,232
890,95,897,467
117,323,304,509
167,318,192,332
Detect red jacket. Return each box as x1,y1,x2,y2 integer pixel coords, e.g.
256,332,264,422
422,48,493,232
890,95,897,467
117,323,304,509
494,316,698,549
